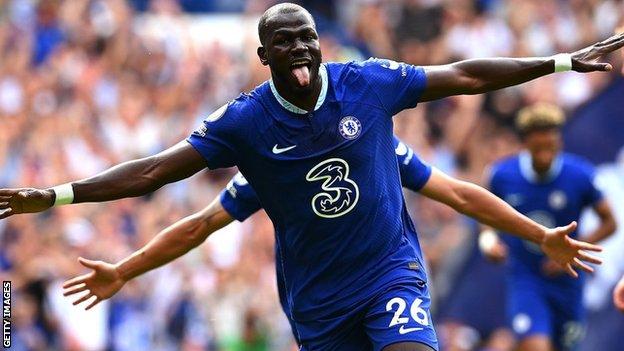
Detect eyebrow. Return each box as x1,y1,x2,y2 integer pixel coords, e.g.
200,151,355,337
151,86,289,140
271,25,316,36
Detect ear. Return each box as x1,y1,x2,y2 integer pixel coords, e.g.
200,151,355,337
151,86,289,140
257,47,269,66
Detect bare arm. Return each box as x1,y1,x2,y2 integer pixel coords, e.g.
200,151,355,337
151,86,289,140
115,198,234,281
0,141,206,219
420,32,624,102
419,169,602,276
583,200,617,244
420,169,545,242
63,197,234,309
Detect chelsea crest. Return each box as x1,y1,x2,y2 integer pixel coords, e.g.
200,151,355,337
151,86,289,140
339,116,362,140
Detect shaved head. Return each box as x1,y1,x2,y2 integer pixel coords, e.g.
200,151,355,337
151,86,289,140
258,2,315,45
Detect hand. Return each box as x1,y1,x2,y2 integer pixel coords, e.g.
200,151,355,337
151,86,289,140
480,236,508,264
539,221,602,278
571,32,624,72
614,275,624,312
63,257,127,310
0,188,55,220
541,259,567,277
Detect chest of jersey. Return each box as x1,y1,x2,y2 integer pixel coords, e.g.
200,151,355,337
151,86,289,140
497,176,585,229
240,98,397,220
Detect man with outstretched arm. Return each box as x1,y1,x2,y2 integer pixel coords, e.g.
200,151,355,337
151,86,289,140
1,3,622,351
63,137,600,342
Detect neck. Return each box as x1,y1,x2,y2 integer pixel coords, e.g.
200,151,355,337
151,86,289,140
271,73,322,112
532,164,550,178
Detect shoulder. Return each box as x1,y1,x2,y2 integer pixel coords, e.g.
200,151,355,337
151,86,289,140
487,155,520,187
490,155,520,177
328,58,407,75
230,84,269,117
200,84,268,128
561,153,596,178
324,58,405,80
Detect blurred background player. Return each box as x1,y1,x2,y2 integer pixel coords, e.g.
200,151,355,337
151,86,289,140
479,103,617,351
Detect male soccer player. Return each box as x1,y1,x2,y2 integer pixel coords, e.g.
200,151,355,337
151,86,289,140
1,3,621,350
479,104,617,351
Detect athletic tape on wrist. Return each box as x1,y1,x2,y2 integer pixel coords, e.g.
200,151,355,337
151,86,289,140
553,53,572,73
478,229,498,252
52,183,74,206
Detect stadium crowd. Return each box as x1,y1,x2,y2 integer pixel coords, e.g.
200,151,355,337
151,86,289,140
0,0,622,350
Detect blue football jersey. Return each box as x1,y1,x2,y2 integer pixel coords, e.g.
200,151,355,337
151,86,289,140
220,136,432,221
220,136,432,340
489,151,603,282
188,59,428,324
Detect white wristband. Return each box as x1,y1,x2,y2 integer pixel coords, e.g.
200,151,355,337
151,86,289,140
52,183,74,206
478,229,498,252
553,53,572,73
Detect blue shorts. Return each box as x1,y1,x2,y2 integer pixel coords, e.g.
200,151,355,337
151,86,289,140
294,278,439,351
438,245,507,337
507,275,585,351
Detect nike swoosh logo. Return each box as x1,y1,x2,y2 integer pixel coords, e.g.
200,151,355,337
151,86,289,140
398,326,424,334
272,144,297,154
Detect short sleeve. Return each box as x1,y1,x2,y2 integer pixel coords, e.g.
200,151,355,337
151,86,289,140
580,162,604,207
393,137,432,192
186,103,238,169
219,173,262,222
361,58,427,115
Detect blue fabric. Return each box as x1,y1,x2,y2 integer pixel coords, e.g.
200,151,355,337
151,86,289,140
488,152,602,348
188,59,429,346
489,153,603,278
437,225,507,338
218,135,432,222
506,272,585,351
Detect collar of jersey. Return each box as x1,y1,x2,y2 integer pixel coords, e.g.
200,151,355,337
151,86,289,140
519,150,563,184
269,63,328,115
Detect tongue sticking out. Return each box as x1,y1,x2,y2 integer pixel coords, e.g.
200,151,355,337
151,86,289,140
291,65,310,87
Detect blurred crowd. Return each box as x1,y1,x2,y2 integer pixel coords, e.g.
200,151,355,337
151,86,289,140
0,0,623,350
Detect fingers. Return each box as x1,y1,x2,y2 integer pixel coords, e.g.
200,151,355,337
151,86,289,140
0,202,8,209
564,263,578,278
63,284,88,297
597,32,624,46
85,297,102,310
558,221,578,235
572,257,594,274
78,257,100,270
63,274,91,289
0,208,13,220
577,250,602,265
72,292,94,306
0,189,18,196
573,239,602,252
583,62,613,72
602,34,624,52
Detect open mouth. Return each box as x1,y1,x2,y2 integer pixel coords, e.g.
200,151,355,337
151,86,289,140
290,59,312,87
